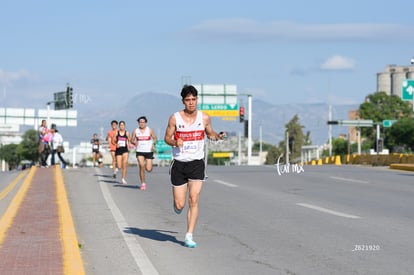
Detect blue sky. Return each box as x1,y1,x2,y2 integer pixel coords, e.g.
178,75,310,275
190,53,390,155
1,0,414,110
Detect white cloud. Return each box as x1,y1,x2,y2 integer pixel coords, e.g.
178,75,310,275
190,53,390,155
186,19,412,42
0,69,34,86
319,55,356,70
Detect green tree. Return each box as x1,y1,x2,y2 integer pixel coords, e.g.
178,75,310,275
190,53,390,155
265,145,283,164
359,91,412,149
303,130,312,145
350,141,371,154
332,138,348,156
285,114,305,161
0,143,20,170
387,117,414,152
252,141,275,152
18,129,40,162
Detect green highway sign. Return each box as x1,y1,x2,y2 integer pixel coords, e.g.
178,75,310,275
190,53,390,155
155,140,172,160
383,120,397,128
198,103,239,117
155,140,171,150
157,154,172,160
402,79,414,101
198,103,238,110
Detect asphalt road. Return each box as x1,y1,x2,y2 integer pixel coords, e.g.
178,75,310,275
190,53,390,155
63,164,414,275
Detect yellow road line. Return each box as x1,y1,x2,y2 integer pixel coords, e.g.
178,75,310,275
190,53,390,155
0,166,36,246
0,170,29,201
55,165,86,275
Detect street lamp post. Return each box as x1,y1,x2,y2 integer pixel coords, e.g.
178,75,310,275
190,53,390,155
247,94,252,165
239,93,253,165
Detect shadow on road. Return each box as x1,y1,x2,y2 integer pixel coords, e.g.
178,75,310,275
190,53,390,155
124,227,185,246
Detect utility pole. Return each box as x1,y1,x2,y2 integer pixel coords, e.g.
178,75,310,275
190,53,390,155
328,105,332,156
238,93,253,165
247,94,252,165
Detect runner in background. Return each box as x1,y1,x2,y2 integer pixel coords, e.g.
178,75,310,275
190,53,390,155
90,133,102,167
130,116,157,190
113,121,130,185
106,120,118,178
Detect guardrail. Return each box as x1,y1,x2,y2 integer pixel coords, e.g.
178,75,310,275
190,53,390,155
305,153,414,169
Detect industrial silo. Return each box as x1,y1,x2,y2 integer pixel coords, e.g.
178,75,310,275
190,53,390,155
377,72,391,94
391,69,407,97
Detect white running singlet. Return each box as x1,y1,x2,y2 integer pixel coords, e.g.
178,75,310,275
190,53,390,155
173,111,205,162
134,127,153,153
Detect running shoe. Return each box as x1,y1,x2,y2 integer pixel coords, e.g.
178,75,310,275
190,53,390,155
184,237,198,248
121,178,127,185
173,203,182,214
140,183,146,190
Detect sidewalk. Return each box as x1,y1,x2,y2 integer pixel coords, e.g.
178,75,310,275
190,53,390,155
0,166,85,275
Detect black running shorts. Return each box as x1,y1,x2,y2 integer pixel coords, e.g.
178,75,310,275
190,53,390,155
170,159,205,187
136,152,154,159
115,147,128,156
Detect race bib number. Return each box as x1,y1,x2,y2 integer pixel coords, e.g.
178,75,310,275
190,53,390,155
182,141,199,153
118,140,126,147
93,144,99,149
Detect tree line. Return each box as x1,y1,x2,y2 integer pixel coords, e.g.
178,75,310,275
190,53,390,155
263,91,414,164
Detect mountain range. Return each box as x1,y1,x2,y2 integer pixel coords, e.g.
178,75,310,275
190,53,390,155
60,92,359,147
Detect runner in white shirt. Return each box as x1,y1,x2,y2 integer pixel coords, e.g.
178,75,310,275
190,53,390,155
130,116,157,190
164,85,226,248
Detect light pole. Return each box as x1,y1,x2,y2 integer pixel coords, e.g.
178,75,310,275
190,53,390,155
247,94,252,165
239,93,253,165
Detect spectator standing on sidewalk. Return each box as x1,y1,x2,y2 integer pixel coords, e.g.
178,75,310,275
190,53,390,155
38,119,51,167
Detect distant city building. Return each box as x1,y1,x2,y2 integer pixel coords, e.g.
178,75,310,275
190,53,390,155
377,64,414,98
347,110,360,143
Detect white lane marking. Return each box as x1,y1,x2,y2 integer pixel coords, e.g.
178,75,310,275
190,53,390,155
296,203,361,219
213,179,238,188
330,176,369,184
96,169,159,275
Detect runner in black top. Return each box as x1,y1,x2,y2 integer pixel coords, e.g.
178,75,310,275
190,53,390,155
113,121,130,184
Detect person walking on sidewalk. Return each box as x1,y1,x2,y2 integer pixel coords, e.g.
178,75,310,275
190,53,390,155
106,120,118,178
130,116,157,190
38,119,51,167
50,126,67,168
113,121,130,185
164,85,226,248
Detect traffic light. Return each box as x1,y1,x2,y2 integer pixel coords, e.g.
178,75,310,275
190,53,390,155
66,86,73,108
377,138,383,153
239,106,245,123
